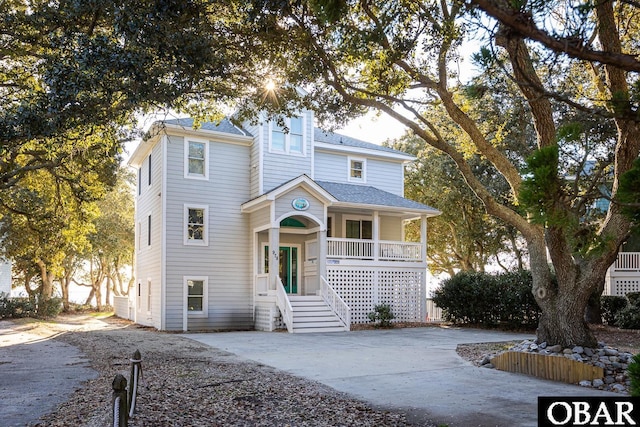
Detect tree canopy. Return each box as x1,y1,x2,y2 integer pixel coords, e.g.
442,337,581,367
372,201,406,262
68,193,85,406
240,0,640,346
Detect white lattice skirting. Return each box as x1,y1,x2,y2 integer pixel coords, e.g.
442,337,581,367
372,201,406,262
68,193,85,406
609,278,640,296
326,267,424,323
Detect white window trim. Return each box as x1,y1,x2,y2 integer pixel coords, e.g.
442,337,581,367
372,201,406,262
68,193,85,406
348,156,367,183
268,116,306,156
184,276,209,318
184,138,210,180
327,214,335,238
146,278,152,315
342,214,373,239
183,204,209,246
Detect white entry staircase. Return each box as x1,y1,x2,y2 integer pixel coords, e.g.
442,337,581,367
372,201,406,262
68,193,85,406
288,295,348,333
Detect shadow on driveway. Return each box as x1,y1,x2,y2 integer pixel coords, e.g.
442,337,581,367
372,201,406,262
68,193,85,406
186,326,617,427
0,320,97,427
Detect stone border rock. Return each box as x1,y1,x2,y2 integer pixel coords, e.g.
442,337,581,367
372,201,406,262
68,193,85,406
479,339,632,393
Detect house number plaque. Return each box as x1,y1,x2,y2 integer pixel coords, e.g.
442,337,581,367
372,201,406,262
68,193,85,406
291,198,310,211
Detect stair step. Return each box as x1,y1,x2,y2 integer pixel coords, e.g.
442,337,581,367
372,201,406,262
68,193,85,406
288,295,322,301
293,315,341,323
292,326,347,333
290,301,327,307
294,311,335,318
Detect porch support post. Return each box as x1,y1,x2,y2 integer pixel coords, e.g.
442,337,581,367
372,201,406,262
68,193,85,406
420,215,428,321
420,215,427,263
373,211,380,261
268,226,280,291
318,228,327,283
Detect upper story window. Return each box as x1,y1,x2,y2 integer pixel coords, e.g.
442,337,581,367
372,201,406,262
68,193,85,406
184,204,208,246
185,139,209,180
348,157,366,182
270,116,305,155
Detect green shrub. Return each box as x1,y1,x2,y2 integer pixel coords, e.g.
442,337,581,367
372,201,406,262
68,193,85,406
601,296,628,325
627,292,640,306
368,304,395,328
36,297,62,318
628,353,640,397
432,270,540,329
0,295,37,319
615,304,640,329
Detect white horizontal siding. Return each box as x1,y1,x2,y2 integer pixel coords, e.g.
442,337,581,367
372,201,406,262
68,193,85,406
164,136,253,331
314,152,346,182
314,152,405,196
133,140,164,328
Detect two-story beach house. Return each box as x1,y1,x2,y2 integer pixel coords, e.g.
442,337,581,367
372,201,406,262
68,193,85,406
128,110,440,332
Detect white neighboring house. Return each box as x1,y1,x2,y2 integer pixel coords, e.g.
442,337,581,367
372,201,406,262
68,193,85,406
128,110,440,332
0,257,11,296
604,236,640,297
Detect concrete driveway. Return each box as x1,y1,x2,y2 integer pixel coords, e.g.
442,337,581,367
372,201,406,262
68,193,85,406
186,326,616,427
0,320,97,427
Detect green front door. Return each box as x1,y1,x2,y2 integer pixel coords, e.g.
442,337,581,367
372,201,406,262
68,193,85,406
265,245,298,294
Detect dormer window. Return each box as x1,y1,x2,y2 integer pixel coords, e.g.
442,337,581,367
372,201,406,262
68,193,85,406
348,157,366,182
270,116,305,155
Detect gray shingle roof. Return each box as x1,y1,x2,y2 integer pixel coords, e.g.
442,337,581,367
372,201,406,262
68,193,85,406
162,118,251,136
314,129,410,156
316,181,438,212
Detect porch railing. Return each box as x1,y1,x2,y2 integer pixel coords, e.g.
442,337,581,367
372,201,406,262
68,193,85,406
327,238,373,259
320,276,351,331
612,252,640,272
276,277,293,333
379,241,422,261
327,238,423,262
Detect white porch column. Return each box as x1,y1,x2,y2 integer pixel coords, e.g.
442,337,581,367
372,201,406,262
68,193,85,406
420,215,428,321
319,229,327,282
373,211,380,261
268,226,280,291
420,215,427,262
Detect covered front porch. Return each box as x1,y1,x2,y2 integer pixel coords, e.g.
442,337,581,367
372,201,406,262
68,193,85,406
241,175,440,332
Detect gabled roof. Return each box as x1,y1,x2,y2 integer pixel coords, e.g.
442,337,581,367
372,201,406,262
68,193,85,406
163,118,251,137
241,175,337,213
316,181,440,216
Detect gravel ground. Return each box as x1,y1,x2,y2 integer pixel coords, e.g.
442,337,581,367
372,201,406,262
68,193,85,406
24,314,424,427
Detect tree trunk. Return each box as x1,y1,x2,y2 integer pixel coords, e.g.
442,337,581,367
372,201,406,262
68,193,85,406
536,289,597,348
584,291,603,325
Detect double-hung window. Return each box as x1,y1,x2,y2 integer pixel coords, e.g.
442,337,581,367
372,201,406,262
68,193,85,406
270,116,304,155
348,157,366,182
185,276,208,317
185,139,209,179
184,204,208,246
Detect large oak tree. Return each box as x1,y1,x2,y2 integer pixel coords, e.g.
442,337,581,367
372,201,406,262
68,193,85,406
241,0,640,347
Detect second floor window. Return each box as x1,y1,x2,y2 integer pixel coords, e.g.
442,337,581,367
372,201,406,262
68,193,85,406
349,157,366,182
270,116,304,155
184,204,208,246
185,139,209,179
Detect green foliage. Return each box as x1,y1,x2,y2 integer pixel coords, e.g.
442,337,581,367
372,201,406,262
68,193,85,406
618,158,640,229
518,146,562,224
0,294,61,319
36,297,63,319
601,296,628,325
367,304,395,328
0,296,36,319
614,293,640,329
628,353,640,397
432,271,540,329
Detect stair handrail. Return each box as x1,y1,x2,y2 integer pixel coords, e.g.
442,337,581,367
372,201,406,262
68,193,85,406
320,276,351,331
276,277,294,333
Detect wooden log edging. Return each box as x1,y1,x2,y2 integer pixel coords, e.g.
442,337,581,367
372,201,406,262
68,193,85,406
491,351,604,384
